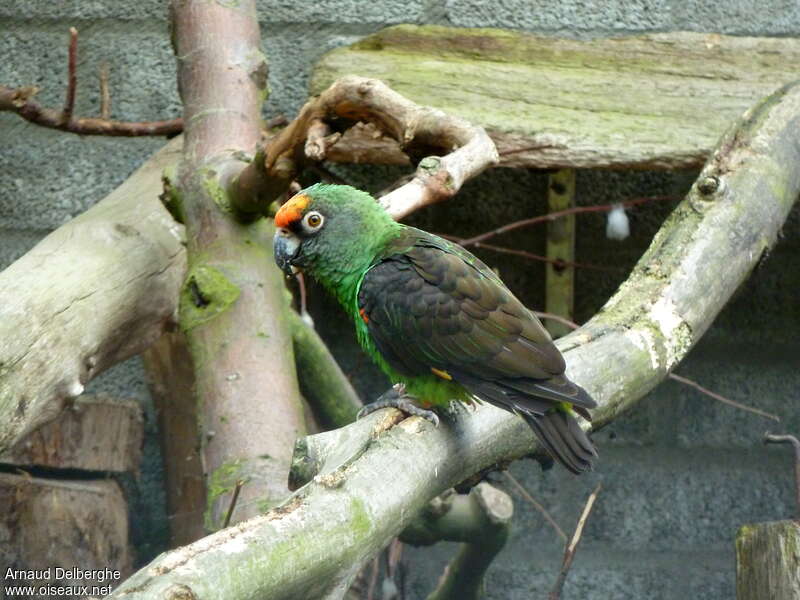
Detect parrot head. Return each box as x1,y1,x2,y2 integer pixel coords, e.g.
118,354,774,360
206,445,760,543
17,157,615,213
273,183,401,282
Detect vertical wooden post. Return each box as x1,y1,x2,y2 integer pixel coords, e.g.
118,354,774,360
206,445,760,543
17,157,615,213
545,169,576,338
736,520,800,599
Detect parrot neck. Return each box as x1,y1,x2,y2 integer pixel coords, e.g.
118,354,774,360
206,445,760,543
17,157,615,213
313,222,405,312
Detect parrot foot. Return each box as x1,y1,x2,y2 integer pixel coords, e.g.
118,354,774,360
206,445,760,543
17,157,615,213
357,384,440,427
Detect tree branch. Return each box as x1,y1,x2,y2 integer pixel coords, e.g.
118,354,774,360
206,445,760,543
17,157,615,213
288,309,363,430
233,75,498,218
0,85,183,136
401,484,513,600
107,80,800,600
549,483,601,600
63,27,78,123
0,137,185,452
170,0,304,528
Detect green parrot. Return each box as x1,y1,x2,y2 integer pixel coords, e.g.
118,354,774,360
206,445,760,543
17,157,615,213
273,183,597,473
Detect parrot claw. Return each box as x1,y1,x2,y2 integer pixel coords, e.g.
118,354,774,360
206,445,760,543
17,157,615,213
357,386,440,427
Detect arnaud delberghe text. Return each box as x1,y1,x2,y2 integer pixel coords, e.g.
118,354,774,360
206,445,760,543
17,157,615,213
5,567,122,582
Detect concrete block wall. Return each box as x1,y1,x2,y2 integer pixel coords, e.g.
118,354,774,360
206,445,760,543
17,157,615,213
2,2,798,597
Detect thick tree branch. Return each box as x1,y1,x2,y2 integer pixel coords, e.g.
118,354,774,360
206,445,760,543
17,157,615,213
171,0,304,527
0,137,185,452
288,309,362,430
401,484,513,600
108,81,800,600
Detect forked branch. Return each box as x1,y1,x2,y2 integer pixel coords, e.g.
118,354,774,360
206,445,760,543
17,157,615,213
233,75,499,218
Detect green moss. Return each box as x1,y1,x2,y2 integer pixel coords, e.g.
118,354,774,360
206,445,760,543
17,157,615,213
202,171,233,214
179,264,241,332
160,164,184,223
257,498,276,514
205,458,246,530
350,497,372,539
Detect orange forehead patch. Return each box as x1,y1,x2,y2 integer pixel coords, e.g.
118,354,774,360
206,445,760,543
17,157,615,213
275,194,310,228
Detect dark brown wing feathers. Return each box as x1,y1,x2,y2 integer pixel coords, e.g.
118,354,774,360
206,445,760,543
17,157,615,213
358,229,597,473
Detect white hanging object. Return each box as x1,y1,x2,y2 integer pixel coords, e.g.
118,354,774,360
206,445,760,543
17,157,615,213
606,203,630,241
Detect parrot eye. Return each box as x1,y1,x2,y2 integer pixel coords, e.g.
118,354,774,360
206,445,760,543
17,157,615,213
303,211,324,232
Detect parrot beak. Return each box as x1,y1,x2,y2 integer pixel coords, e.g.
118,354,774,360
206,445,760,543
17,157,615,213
273,228,301,276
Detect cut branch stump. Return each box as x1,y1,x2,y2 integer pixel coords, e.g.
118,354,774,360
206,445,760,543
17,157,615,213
736,520,800,600
0,394,143,472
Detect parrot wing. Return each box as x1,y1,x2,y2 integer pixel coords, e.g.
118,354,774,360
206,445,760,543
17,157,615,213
357,229,596,412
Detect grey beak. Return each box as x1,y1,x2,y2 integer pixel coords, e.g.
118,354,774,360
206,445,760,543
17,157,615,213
273,228,301,276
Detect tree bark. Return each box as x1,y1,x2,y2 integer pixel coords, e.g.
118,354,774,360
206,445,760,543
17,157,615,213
170,0,304,528
313,26,800,170
0,136,185,453
106,78,800,600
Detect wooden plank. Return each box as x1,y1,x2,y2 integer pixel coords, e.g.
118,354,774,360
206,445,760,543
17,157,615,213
312,26,800,170
545,169,576,338
0,474,132,598
0,394,143,472
736,520,800,599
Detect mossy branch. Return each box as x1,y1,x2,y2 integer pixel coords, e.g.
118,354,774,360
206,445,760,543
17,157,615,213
0,137,185,452
289,310,362,430
401,484,513,600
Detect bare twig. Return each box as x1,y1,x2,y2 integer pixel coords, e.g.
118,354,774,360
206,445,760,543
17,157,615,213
764,433,800,518
549,483,601,600
439,235,618,272
503,472,567,542
63,27,78,123
533,311,580,332
670,374,780,422
222,480,244,528
458,196,678,248
365,556,379,600
99,62,111,119
0,85,183,136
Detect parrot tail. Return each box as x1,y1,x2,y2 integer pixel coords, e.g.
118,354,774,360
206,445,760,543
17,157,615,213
522,410,597,474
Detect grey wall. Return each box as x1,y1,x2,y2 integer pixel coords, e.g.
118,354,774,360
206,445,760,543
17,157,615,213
1,2,798,598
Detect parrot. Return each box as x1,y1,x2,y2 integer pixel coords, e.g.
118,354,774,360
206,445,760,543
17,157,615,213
273,183,597,473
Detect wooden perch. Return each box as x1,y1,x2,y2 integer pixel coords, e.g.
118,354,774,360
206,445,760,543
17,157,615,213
401,484,513,600
240,75,498,218
736,521,800,600
107,81,800,600
0,136,185,453
313,26,800,170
